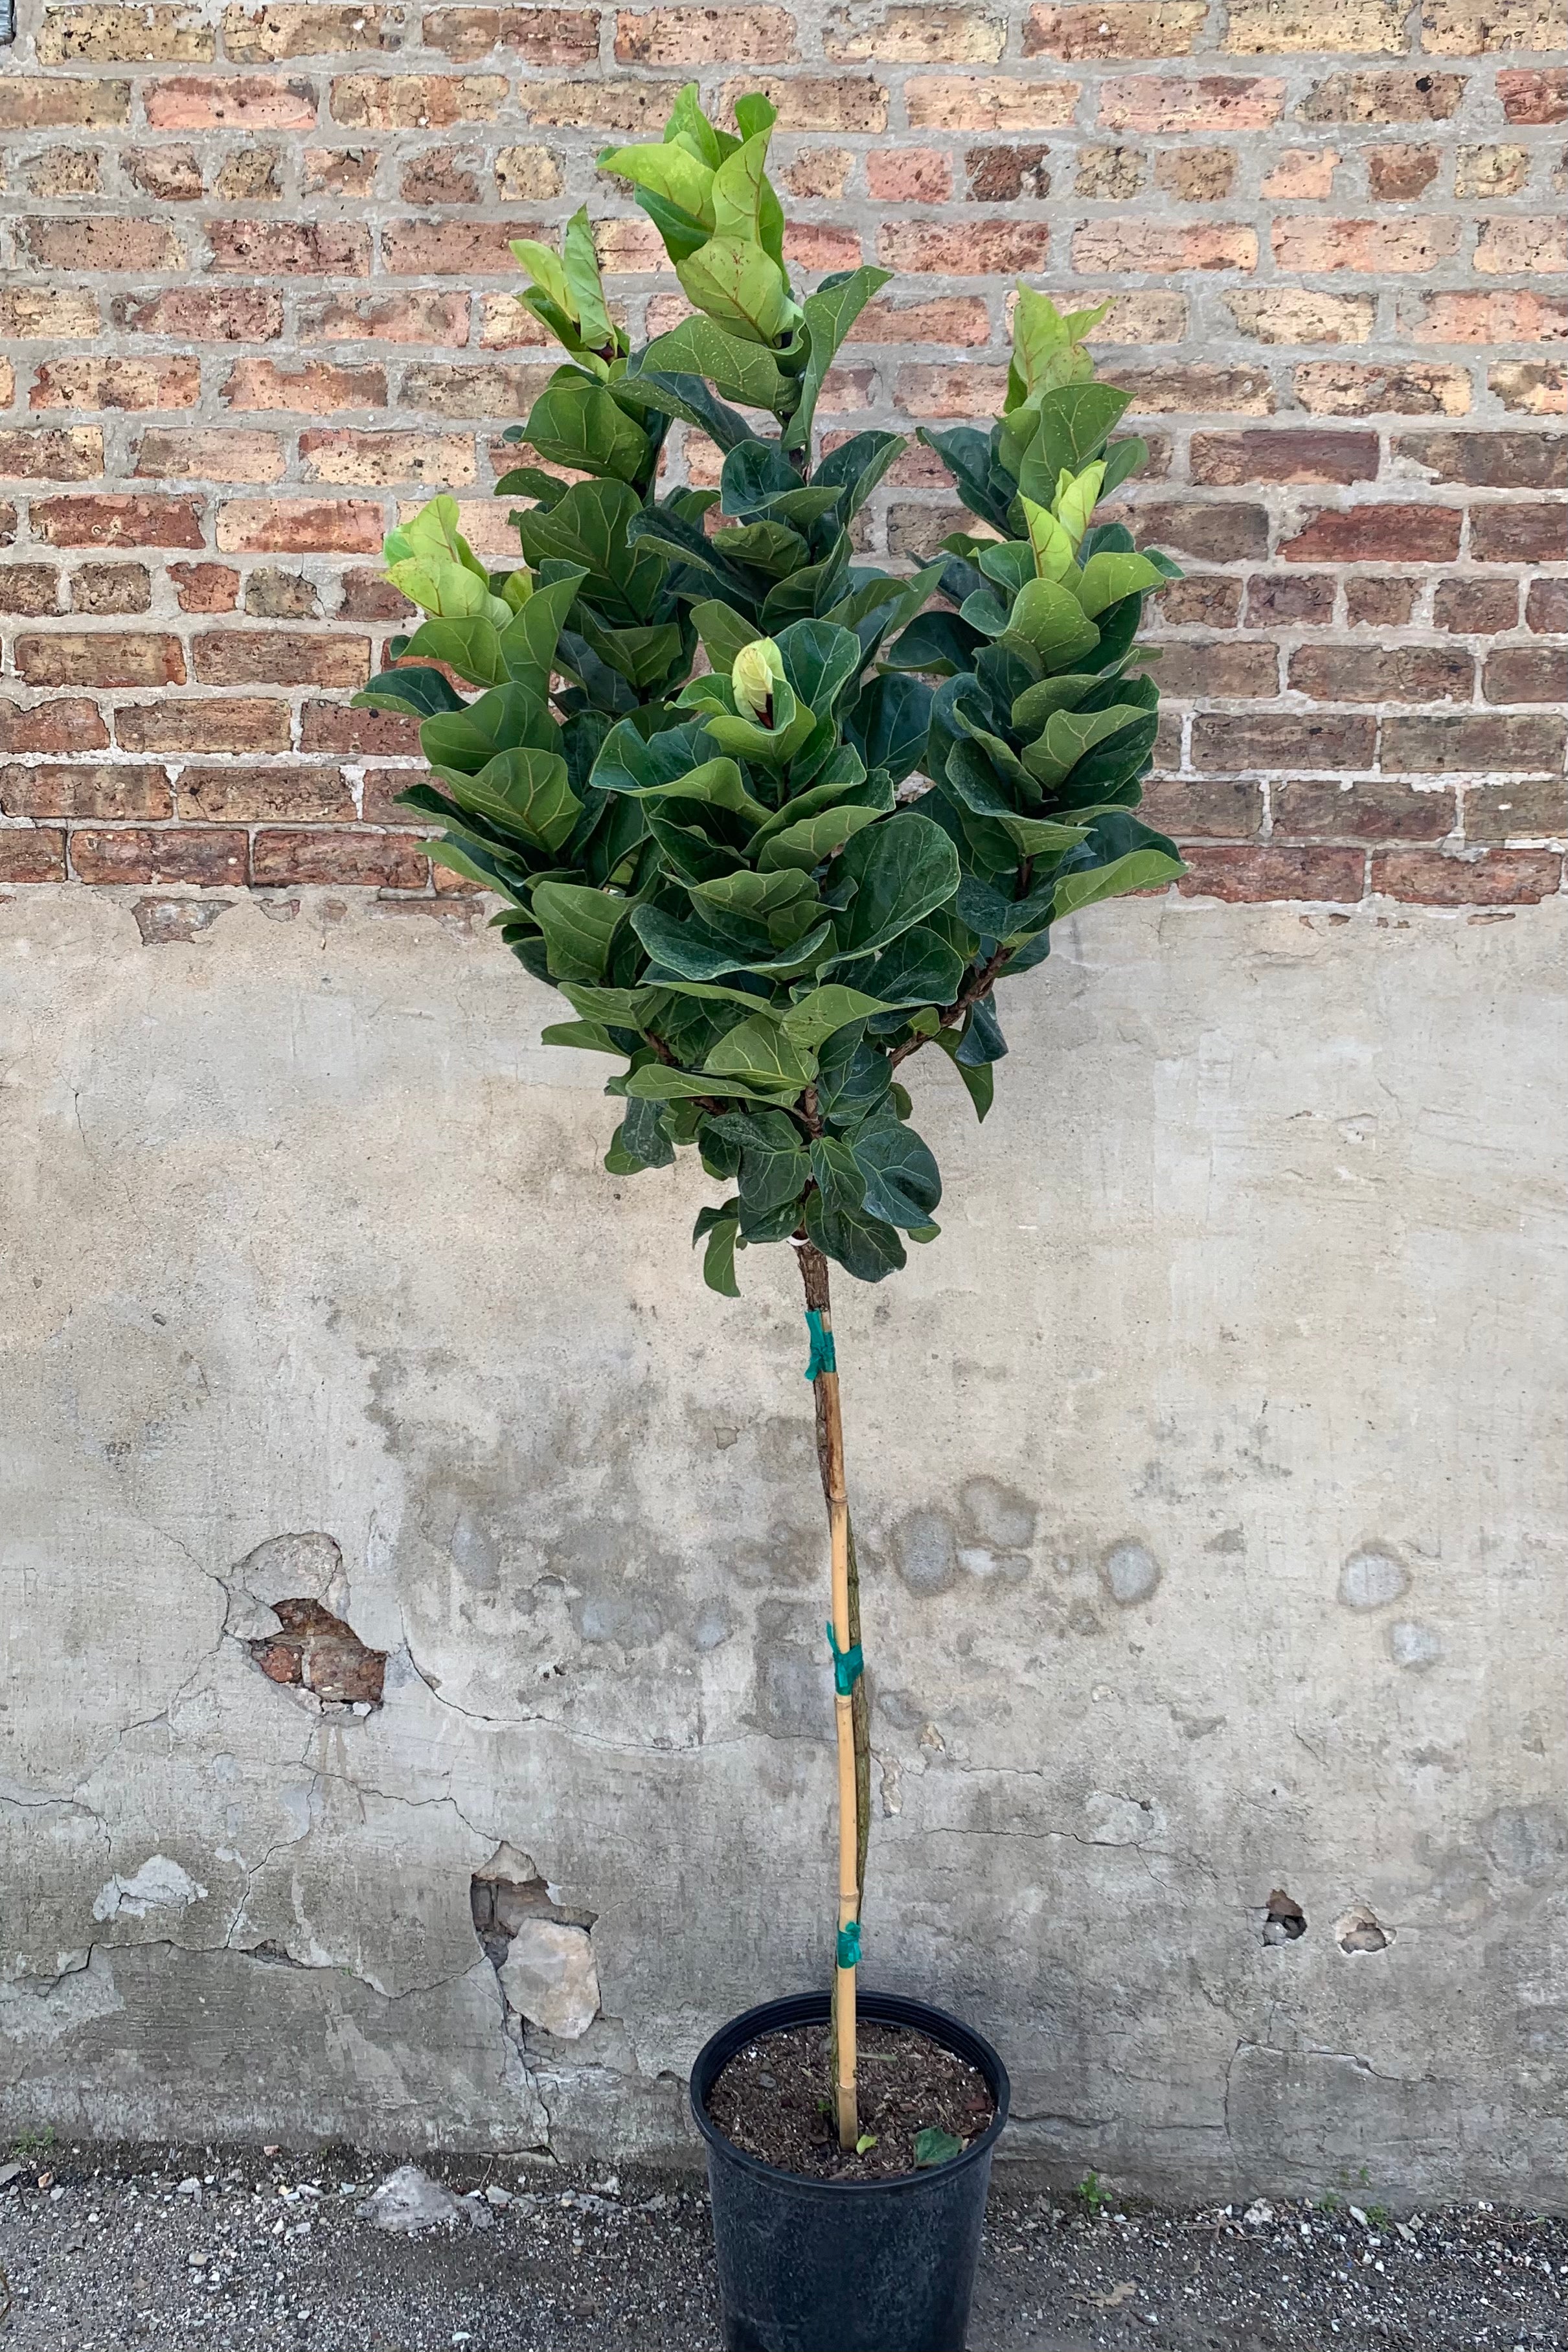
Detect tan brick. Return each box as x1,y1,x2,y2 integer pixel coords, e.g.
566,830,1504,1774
299,429,475,486
37,5,214,60
423,6,600,59
207,220,372,274
216,499,384,553
1273,215,1463,271
1113,363,1275,414
895,363,1011,417
71,562,153,614
521,75,686,130
591,218,667,270
223,359,387,411
0,567,63,618
113,288,285,341
1299,68,1466,119
0,829,68,884
1489,361,1567,413
1098,73,1284,129
402,145,479,208
494,143,565,199
1455,143,1531,196
0,75,131,126
399,361,556,415
222,3,395,57
906,74,1080,124
0,700,111,755
1155,148,1238,200
17,633,187,687
876,220,1047,273
123,144,206,200
22,217,184,271
615,5,798,60
169,561,240,611
72,827,248,885
31,492,207,547
144,72,317,123
848,296,990,345
1474,217,1568,274
30,358,201,411
117,698,290,751
1074,221,1258,272
1260,147,1340,196
1,763,171,821
192,632,370,686
330,71,507,124
1023,1,1205,54
300,291,473,344
133,429,286,485
215,147,286,199
476,294,556,348
1074,144,1145,196
0,290,102,341
1225,291,1377,351
1420,0,1566,53
716,73,887,128
824,5,1003,60
21,148,106,197
380,219,519,274
303,146,378,194
0,429,105,482
1497,65,1568,120
1225,0,1404,49
179,765,355,822
1295,360,1472,413
1409,290,1568,341
1086,292,1189,341
252,830,429,886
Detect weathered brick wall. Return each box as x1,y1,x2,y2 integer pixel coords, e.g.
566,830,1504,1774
0,0,1563,906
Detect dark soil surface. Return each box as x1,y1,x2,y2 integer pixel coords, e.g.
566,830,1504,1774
705,2018,997,2180
1,2140,1566,2349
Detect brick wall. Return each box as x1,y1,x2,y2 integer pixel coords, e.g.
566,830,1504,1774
0,0,1563,906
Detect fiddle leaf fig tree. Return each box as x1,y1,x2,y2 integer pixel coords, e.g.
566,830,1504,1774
356,89,1184,2155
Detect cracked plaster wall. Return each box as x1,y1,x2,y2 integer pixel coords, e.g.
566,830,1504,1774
1,885,1564,2204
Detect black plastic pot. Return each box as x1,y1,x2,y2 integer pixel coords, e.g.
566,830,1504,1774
690,1989,1010,2352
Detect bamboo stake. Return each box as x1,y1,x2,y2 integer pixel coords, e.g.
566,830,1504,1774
799,1242,859,2149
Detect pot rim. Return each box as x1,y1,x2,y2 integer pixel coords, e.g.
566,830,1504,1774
688,1986,1011,2198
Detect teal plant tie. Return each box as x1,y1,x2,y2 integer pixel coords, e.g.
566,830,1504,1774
837,1920,861,1971
826,1621,863,1696
803,1308,836,1382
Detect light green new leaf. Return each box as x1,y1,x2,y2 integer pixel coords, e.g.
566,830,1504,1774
710,132,780,258
402,616,506,687
530,880,631,983
386,556,512,628
756,801,882,873
626,1064,767,1102
382,493,489,584
597,139,715,226
563,206,617,354
1005,579,1100,670
1021,497,1077,584
642,316,793,409
705,1012,818,1093
780,985,889,1051
677,234,798,347
510,238,571,317
1075,551,1168,618
780,265,892,455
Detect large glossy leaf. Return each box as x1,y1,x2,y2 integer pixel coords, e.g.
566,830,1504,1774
710,131,784,266
530,880,631,982
1075,551,1167,619
815,1021,892,1129
704,1012,817,1093
834,922,966,1010
526,378,649,485
712,518,811,577
804,1186,905,1283
401,617,505,687
705,1107,810,1220
354,665,466,718
690,864,815,936
813,428,904,518
676,234,798,347
1010,672,1100,733
1004,580,1102,671
626,1063,766,1102
775,618,863,720
1017,383,1133,497
498,568,587,684
634,902,834,980
692,599,762,674
756,801,881,874
420,681,555,773
830,811,960,962
620,367,758,453
1021,703,1149,789
781,266,892,455
780,985,888,1051
696,1205,741,1297
852,1119,941,1229
449,748,580,854
1053,843,1182,919
916,423,1011,531
995,810,1091,857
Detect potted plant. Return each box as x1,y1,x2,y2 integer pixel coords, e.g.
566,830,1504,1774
356,86,1183,2352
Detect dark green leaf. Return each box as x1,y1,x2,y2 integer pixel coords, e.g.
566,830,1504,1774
804,1185,905,1284
642,316,793,411
530,880,631,982
700,1212,742,1297
354,666,466,718
525,377,650,485
782,265,892,454
830,810,960,961
913,2129,964,2169
852,1119,941,1228
834,922,965,1010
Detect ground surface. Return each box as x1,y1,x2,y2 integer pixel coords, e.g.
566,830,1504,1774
1,2145,1564,2351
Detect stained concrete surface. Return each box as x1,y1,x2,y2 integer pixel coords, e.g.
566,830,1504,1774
2,886,1564,2204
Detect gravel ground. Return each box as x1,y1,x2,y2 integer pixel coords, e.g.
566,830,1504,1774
1,2142,1564,2351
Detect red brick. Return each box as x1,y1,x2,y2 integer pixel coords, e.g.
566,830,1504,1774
1146,641,1278,698
208,220,370,274
339,569,415,621
1024,1,1206,56
192,633,370,687
400,148,483,204
216,500,384,553
302,701,422,755
1192,713,1377,769
380,219,519,275
1282,505,1461,563
0,698,111,754
1469,503,1568,563
29,494,207,554
145,72,317,122
1155,574,1244,628
22,217,183,271
134,429,288,483
895,362,1010,417
1344,577,1417,628
116,699,291,753
1525,579,1567,634
1177,845,1365,901
616,5,797,61
1409,291,1568,343
1497,66,1567,122
1098,73,1283,129
1396,431,1567,489
786,224,865,271
1138,776,1261,837
168,562,240,612
17,634,187,688
1366,143,1440,199
1189,429,1377,485
0,764,172,821
112,288,285,341
1273,779,1455,842
1382,713,1565,770
30,357,202,412
1127,501,1269,560
1435,578,1519,633
179,765,355,821
1245,573,1335,625
1372,849,1561,904
71,827,248,885
424,5,600,59
0,828,67,883
963,143,1047,200
866,148,953,201
1289,645,1472,702
1273,216,1462,272
251,830,431,886
0,430,105,483
1483,647,1567,703
299,291,472,345
1464,777,1567,839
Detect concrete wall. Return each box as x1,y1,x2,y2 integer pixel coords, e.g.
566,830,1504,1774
4,882,1565,2203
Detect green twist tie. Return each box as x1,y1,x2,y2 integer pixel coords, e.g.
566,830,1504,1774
837,1921,861,1971
804,1308,837,1382
826,1621,863,1696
